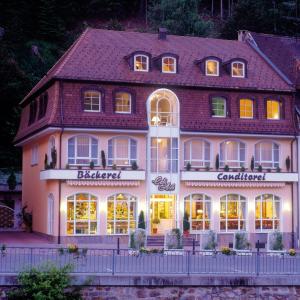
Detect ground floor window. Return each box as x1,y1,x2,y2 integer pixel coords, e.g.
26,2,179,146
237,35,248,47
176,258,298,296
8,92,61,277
255,194,280,231
184,194,211,231
67,193,97,235
220,194,246,231
107,193,136,234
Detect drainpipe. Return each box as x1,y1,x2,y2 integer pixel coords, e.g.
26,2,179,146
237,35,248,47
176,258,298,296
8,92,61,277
58,81,64,244
291,137,296,248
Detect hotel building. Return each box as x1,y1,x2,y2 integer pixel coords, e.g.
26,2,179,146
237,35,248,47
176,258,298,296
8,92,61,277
14,28,299,247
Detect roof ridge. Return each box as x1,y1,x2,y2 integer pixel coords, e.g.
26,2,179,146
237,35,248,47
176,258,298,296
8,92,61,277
251,31,300,41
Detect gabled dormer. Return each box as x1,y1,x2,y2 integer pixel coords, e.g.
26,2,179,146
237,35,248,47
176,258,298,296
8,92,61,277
195,56,222,77
124,51,152,72
153,53,179,74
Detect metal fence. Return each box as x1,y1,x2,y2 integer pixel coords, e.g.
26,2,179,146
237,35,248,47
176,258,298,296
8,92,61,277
0,247,300,275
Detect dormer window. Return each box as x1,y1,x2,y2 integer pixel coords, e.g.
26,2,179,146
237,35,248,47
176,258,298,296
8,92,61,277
205,60,219,76
162,57,176,73
231,61,245,78
83,91,101,112
134,54,149,72
115,92,131,114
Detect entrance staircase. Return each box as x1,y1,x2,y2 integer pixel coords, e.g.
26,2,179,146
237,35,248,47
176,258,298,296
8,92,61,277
146,235,200,248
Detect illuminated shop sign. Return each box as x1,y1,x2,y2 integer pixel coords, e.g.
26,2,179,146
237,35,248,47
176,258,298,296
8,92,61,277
152,176,176,191
217,172,266,181
77,170,121,180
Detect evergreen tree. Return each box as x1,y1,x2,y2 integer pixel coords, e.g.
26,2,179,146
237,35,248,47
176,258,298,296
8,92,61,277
138,210,146,229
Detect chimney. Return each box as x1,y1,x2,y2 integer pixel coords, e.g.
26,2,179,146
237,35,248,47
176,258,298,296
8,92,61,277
158,28,168,40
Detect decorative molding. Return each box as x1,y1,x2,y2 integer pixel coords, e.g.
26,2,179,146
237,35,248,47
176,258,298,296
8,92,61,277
67,180,140,187
185,181,286,188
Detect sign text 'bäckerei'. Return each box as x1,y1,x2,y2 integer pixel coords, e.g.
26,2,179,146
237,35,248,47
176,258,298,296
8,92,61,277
77,170,121,180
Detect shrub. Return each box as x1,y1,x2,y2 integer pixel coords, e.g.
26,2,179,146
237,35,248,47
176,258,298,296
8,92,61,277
203,230,217,250
215,154,220,170
7,264,83,300
257,165,263,172
234,232,251,250
224,165,230,172
186,162,191,171
289,249,296,256
89,161,95,169
7,171,17,191
18,206,32,232
221,247,231,255
205,165,210,171
250,156,255,171
129,228,146,250
101,150,106,169
131,161,138,170
51,147,57,168
138,210,146,229
44,153,49,169
286,156,291,171
165,228,183,249
240,166,245,172
112,164,117,170
269,231,284,251
183,211,190,232
276,166,281,173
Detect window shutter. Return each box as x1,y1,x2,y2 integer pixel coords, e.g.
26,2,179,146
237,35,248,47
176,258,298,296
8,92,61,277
130,139,137,162
68,137,75,164
108,139,113,165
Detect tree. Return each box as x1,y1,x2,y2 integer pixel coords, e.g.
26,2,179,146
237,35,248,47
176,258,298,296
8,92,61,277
183,211,190,232
7,171,17,191
101,150,106,169
215,154,220,170
138,210,146,229
148,0,213,36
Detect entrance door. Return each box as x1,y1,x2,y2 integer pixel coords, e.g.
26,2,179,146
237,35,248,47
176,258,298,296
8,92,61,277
150,194,176,235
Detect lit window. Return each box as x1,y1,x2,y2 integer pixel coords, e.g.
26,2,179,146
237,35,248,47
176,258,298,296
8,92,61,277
205,60,219,76
115,92,131,113
220,140,246,168
220,194,246,231
162,57,176,73
108,137,137,166
31,144,38,166
267,100,281,120
68,135,98,165
211,97,226,117
231,61,245,78
151,138,178,173
107,193,136,234
38,93,48,119
28,99,38,125
83,91,101,112
240,99,253,119
134,55,149,72
184,139,210,168
255,194,280,231
255,141,279,169
67,193,97,235
184,194,211,231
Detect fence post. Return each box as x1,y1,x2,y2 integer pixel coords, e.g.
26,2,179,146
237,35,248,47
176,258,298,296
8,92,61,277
112,249,115,275
192,239,195,255
30,248,33,268
187,251,190,276
256,240,260,276
117,237,120,255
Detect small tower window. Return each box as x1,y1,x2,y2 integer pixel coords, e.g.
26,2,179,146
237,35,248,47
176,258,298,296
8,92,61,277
205,60,219,76
162,57,176,73
231,61,245,78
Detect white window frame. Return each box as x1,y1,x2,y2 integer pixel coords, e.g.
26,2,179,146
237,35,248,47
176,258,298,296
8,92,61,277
31,144,39,166
67,135,99,166
106,193,137,235
211,97,226,118
254,141,280,169
231,61,245,78
66,193,98,236
115,92,132,114
83,91,101,112
162,56,176,74
255,194,281,232
184,194,211,232
184,139,211,168
134,54,149,72
220,194,247,232
205,59,219,76
240,99,253,119
220,140,246,168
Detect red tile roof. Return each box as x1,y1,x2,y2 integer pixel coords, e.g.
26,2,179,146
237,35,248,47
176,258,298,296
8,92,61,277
250,32,300,87
23,28,293,103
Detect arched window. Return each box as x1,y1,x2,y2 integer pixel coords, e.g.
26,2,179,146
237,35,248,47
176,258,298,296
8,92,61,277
115,92,131,113
220,194,246,231
83,91,101,112
255,194,280,231
267,99,281,120
205,59,219,76
255,141,279,169
107,193,137,234
48,136,56,166
231,61,245,78
240,98,253,119
108,137,137,166
184,139,210,168
134,54,149,72
220,140,246,168
67,193,97,235
68,135,98,165
184,194,211,231
150,90,178,126
162,56,176,73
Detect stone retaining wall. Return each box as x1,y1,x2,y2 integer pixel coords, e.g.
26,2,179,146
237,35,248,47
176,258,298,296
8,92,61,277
1,286,300,299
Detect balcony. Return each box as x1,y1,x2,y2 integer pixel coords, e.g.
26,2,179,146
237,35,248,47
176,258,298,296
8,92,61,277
40,169,146,181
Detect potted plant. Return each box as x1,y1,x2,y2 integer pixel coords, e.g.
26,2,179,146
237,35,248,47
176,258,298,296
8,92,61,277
152,218,160,234
183,211,190,236
51,146,57,168
250,156,255,172
276,166,281,173
224,165,230,172
44,154,49,170
286,156,291,172
7,171,17,191
240,166,245,172
128,228,146,255
202,230,217,253
215,154,220,170
186,162,191,171
101,150,106,169
268,231,284,255
288,249,296,256
164,228,183,255
234,232,251,255
257,165,263,172
138,210,146,229
89,161,95,170
131,161,138,170
221,247,231,255
205,165,210,171
112,164,117,170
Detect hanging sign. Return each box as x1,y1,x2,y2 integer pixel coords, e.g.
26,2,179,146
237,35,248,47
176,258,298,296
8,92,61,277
152,176,176,191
